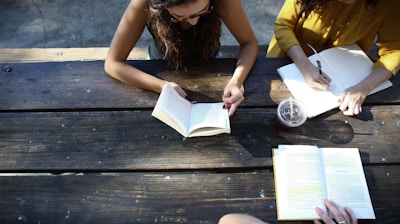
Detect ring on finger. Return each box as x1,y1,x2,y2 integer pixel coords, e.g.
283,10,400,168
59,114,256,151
338,221,346,224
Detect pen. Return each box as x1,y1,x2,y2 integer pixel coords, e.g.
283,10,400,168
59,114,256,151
316,60,323,75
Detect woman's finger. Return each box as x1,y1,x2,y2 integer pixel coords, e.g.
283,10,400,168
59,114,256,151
314,207,335,224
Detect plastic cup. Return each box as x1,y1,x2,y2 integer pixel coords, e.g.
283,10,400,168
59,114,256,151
275,98,307,130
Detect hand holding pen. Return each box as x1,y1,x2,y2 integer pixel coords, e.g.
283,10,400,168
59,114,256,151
317,60,323,75
311,59,331,90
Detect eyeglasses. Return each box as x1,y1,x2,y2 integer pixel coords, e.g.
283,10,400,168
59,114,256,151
169,4,213,23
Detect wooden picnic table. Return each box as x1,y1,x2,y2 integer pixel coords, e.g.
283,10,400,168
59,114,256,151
0,55,399,224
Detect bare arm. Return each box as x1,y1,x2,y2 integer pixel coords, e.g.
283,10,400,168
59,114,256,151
286,44,331,90
339,67,392,116
218,214,266,224
104,0,167,94
220,0,258,116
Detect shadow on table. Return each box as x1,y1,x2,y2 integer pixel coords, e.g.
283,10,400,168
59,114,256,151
231,109,372,159
279,107,375,145
289,118,355,144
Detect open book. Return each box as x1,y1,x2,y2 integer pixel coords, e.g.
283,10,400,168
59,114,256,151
152,83,230,138
277,43,392,117
273,145,375,220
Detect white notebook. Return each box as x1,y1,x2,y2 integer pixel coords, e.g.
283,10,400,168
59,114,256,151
277,44,392,117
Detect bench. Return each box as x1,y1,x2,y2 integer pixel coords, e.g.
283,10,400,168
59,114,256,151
0,46,398,223
0,44,380,63
0,45,268,63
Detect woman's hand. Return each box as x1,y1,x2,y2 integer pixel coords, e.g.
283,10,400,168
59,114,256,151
168,82,197,103
339,67,392,116
222,82,244,116
338,84,368,116
220,0,257,116
286,45,331,90
314,199,357,224
169,82,187,98
302,61,331,91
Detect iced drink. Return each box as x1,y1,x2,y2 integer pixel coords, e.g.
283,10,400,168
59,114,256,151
276,98,307,130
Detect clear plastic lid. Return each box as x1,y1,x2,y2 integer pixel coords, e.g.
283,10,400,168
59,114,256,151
277,98,307,127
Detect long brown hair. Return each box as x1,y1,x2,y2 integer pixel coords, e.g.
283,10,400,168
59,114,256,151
296,0,379,19
148,0,222,69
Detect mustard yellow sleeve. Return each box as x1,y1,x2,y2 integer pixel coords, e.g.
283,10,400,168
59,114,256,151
373,0,400,75
273,0,301,52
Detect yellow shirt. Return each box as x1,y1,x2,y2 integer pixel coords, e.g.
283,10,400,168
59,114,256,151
267,0,400,75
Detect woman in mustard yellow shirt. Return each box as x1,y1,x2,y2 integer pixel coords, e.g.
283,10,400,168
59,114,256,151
267,0,400,116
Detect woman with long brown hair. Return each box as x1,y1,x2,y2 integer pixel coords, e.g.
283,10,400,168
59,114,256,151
105,0,258,116
267,0,399,116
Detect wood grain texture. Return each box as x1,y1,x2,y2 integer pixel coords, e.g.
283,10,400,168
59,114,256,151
0,166,398,224
0,46,269,63
1,58,398,111
0,106,399,171
0,57,398,223
0,47,149,62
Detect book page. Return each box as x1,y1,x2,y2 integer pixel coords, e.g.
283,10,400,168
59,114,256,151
152,83,192,136
274,145,326,220
319,44,392,95
310,54,345,96
307,43,345,96
321,148,376,219
187,102,230,137
277,55,341,118
277,43,392,118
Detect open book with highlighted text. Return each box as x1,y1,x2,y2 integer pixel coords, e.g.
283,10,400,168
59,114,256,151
273,145,375,220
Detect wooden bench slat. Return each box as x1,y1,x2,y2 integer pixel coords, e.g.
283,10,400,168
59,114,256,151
1,106,399,171
0,166,398,223
0,47,149,63
0,44,378,63
0,46,268,63
1,59,398,111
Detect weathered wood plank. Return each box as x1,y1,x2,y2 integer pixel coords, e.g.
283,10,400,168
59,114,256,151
0,47,149,63
0,166,397,224
0,46,268,63
0,55,397,224
0,44,379,63
1,59,399,111
0,172,275,224
0,106,399,171
0,59,236,110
